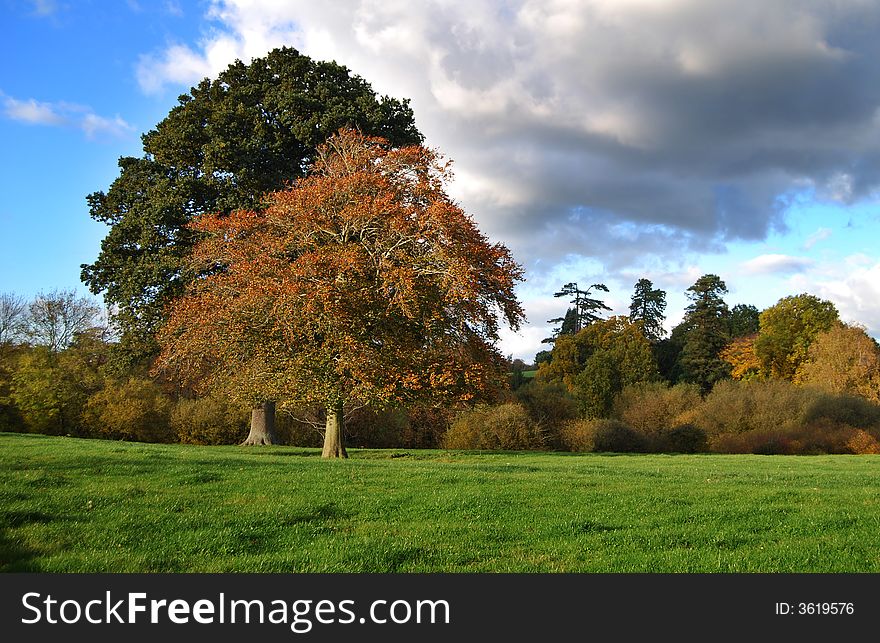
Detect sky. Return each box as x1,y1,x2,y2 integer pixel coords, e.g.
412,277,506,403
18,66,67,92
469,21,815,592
3,0,880,362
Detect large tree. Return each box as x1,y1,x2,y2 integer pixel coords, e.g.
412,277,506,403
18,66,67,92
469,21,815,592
82,46,422,367
754,294,838,380
679,274,731,391
728,303,760,338
154,130,525,458
629,278,667,342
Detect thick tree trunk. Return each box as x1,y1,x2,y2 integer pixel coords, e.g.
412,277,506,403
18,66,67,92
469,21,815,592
241,401,278,445
321,402,348,459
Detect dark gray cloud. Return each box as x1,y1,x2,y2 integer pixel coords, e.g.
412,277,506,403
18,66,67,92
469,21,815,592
142,2,880,274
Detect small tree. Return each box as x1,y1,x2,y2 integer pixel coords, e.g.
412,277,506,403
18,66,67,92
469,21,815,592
156,130,524,458
720,334,762,381
0,293,27,344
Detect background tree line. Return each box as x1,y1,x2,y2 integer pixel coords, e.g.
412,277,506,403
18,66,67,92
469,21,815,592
448,274,880,455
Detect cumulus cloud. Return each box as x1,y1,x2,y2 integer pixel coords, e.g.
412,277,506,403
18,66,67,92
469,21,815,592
134,1,880,264
791,256,880,334
2,93,135,139
133,0,880,356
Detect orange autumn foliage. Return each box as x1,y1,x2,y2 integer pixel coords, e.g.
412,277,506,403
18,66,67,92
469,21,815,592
154,129,525,414
720,334,762,381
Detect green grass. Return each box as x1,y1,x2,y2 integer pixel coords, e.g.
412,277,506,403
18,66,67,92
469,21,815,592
2,432,879,572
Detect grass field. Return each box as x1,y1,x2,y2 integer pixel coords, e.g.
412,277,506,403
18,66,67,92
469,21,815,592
2,432,879,572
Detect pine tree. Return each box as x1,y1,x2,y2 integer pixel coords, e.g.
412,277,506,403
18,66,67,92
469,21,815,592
629,278,667,342
679,274,731,391
543,282,610,343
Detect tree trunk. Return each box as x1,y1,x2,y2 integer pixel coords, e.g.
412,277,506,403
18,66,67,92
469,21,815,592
321,402,348,459
241,401,278,445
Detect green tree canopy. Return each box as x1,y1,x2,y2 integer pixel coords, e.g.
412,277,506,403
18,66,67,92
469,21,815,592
82,46,422,366
729,303,760,338
537,316,658,416
754,294,839,380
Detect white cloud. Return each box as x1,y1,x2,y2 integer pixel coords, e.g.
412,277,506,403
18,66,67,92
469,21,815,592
803,227,832,250
741,254,814,275
80,113,136,139
2,93,135,140
165,0,184,17
799,257,880,336
3,96,64,125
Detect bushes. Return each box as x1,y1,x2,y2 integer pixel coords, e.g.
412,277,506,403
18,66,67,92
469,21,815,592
171,394,250,445
559,418,652,453
693,379,880,454
847,429,880,454
514,381,578,447
559,419,599,452
695,379,809,437
443,403,545,450
592,419,649,453
657,424,707,454
84,378,174,442
612,382,701,436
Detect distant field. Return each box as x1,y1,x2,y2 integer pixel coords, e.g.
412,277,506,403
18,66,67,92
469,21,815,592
2,432,879,572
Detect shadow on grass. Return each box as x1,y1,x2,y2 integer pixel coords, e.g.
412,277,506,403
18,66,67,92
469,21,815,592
0,514,46,572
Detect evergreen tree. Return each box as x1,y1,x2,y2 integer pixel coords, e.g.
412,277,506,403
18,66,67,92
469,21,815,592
543,282,610,343
729,303,760,338
679,274,731,391
629,278,667,342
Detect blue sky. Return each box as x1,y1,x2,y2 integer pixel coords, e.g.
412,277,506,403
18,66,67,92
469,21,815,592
3,0,880,361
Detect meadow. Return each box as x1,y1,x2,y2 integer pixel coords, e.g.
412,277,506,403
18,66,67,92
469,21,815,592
2,432,879,573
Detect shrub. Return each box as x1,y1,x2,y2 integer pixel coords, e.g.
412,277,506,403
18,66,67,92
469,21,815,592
801,391,880,429
592,419,649,453
847,429,880,454
443,403,544,450
657,424,708,453
612,382,702,437
696,379,810,437
171,394,250,445
84,378,174,442
559,419,599,452
515,381,578,448
709,419,879,455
